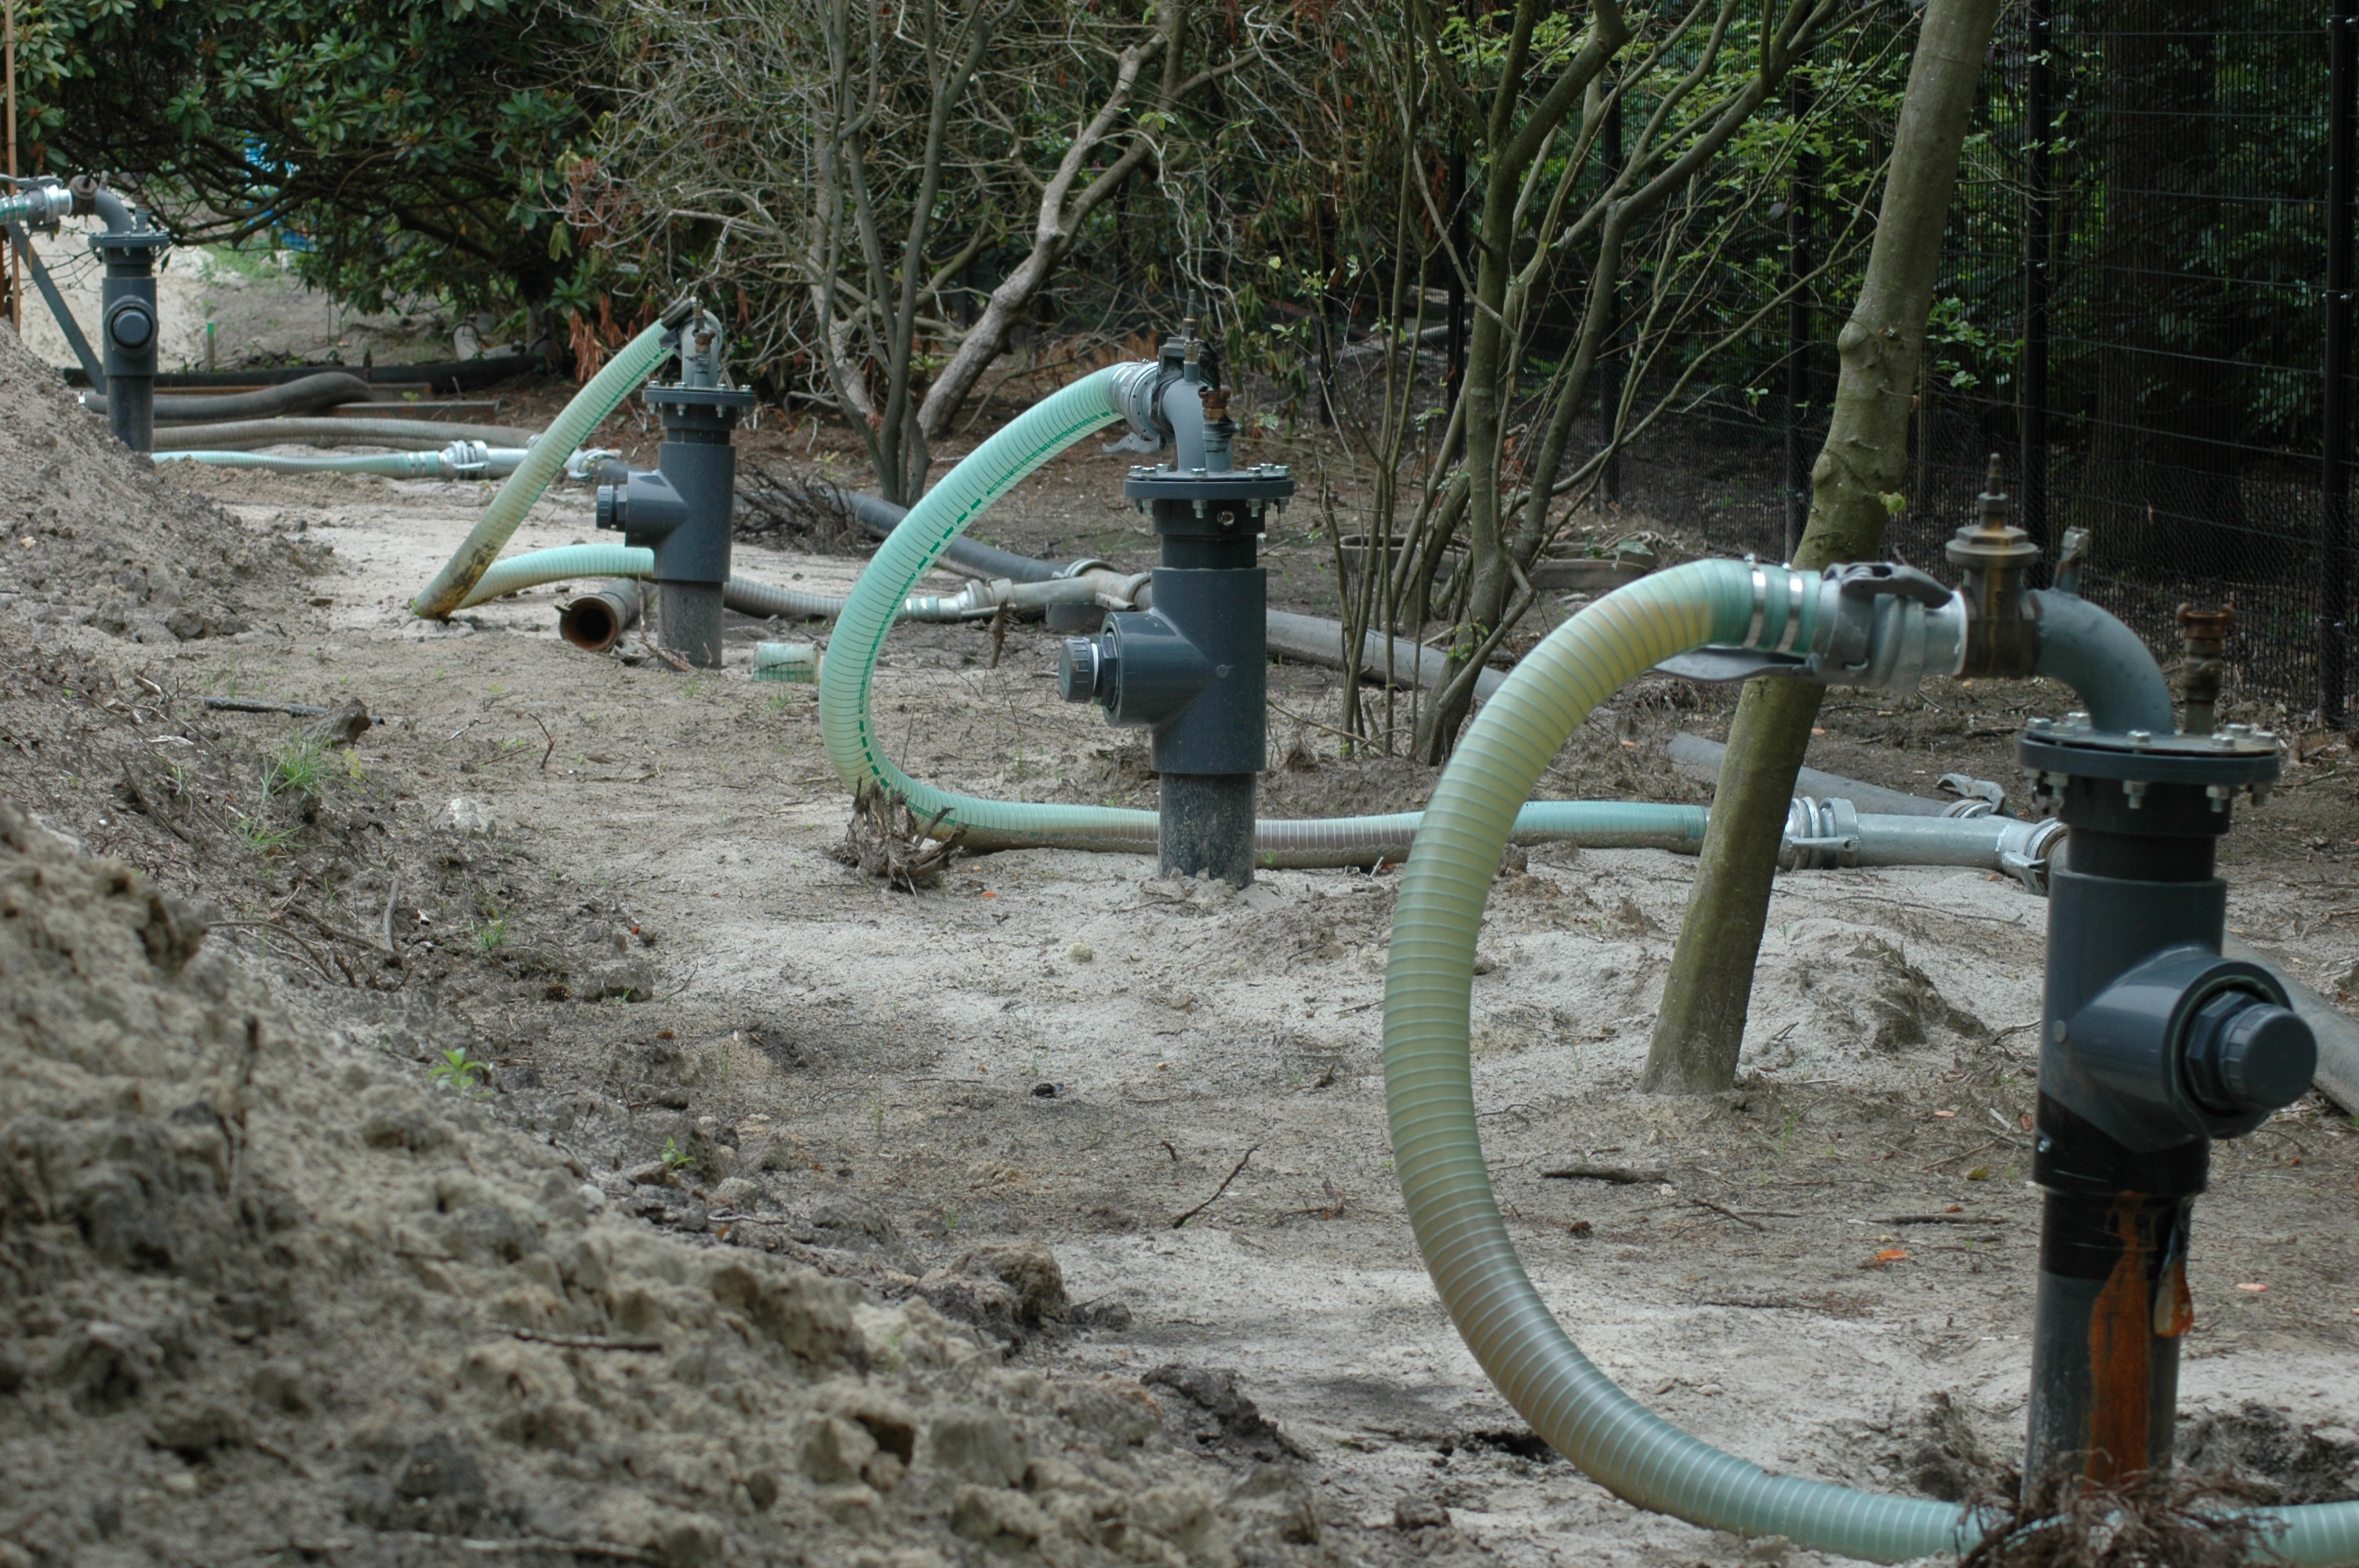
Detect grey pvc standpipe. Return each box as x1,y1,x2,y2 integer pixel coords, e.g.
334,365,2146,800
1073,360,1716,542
1380,564,2359,1564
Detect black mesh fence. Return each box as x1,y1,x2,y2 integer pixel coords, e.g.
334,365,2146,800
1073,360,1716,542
1605,0,2357,720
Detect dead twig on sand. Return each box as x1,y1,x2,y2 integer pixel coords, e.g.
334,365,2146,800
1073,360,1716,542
200,696,333,717
637,636,692,673
380,872,401,958
1959,1465,2277,1567
1882,1213,2011,1226
830,781,966,892
213,919,343,985
1539,1163,1668,1185
120,760,196,846
1172,1146,1256,1229
501,1328,664,1353
1685,1196,1765,1231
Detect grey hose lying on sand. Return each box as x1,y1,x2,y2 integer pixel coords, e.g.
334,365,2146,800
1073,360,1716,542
1666,731,1957,818
152,417,542,452
85,371,373,423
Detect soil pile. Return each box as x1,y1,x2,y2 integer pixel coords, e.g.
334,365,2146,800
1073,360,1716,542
0,326,323,641
0,804,1321,1568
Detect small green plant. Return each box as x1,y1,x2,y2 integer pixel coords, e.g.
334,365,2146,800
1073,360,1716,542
428,1047,490,1096
661,1135,691,1171
235,815,298,855
267,738,328,804
475,917,507,953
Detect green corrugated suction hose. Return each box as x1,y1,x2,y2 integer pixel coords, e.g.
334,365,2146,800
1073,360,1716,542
1378,562,2359,1564
413,303,689,619
814,365,1728,867
457,546,655,610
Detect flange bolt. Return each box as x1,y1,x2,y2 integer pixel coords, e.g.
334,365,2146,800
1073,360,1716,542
2182,990,2315,1118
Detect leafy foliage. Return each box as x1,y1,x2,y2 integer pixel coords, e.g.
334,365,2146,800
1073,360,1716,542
18,0,608,321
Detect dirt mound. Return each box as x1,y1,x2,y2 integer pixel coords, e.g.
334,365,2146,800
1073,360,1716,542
0,804,1321,1568
0,326,322,641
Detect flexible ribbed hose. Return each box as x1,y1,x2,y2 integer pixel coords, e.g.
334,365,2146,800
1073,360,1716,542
154,417,540,452
457,546,654,610
812,367,1699,865
1379,561,2359,1564
155,449,442,478
413,316,678,619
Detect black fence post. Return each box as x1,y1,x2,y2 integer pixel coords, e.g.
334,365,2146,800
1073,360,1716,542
1783,76,1814,561
1600,89,1626,503
2326,2,2356,728
2023,0,2053,557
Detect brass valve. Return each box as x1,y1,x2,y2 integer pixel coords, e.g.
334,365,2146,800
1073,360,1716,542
1946,453,2041,676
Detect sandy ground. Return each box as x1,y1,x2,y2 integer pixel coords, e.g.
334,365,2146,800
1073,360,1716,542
4,289,2358,1560
82,447,2355,1566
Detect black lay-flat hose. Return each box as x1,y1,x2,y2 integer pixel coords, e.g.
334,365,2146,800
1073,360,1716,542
83,371,375,425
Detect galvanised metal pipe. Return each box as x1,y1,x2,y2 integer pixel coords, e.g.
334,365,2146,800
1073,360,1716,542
0,185,71,227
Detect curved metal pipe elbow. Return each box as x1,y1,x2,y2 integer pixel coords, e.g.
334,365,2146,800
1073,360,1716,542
2027,590,2177,734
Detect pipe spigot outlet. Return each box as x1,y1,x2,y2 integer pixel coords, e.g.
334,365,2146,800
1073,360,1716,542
594,468,689,539
104,297,155,354
2181,988,2315,1120
1061,610,1214,729
1059,637,1107,703
2049,945,2316,1151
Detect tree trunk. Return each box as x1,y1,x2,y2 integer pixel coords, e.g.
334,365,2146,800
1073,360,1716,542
1639,0,2005,1095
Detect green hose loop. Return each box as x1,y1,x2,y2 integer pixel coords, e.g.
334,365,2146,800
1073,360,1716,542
1379,562,2359,1563
813,368,1721,866
412,316,679,619
457,546,655,609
